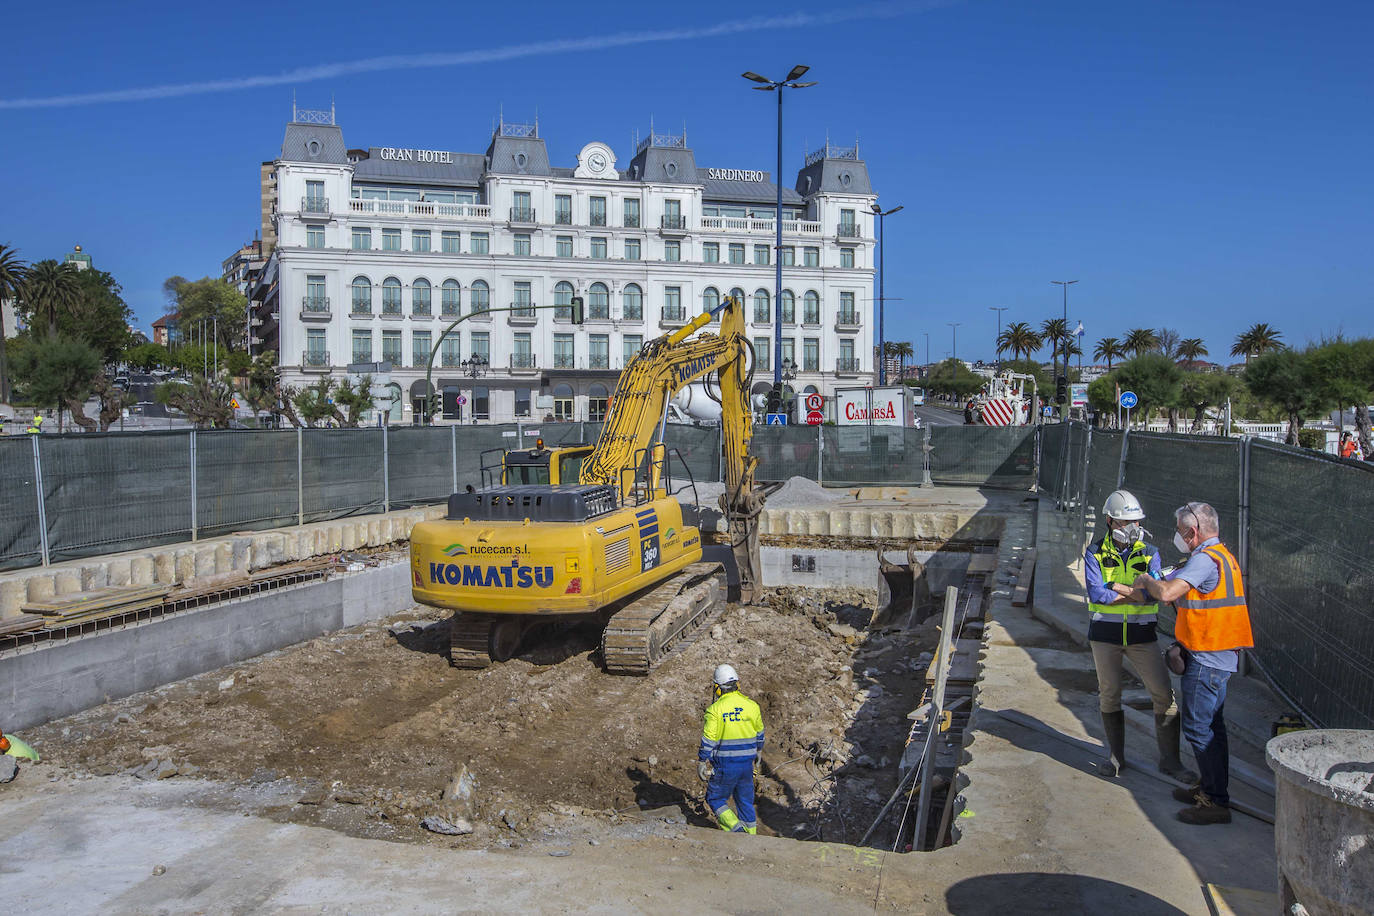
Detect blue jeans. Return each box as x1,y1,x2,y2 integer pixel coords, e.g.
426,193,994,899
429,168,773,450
1179,655,1231,805
706,760,756,829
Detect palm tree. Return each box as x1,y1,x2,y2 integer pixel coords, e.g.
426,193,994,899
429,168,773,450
1123,327,1159,358
1041,317,1069,381
1093,337,1124,372
22,259,82,337
998,322,1043,363
0,244,28,403
1231,322,1283,363
1177,338,1208,364
885,340,914,379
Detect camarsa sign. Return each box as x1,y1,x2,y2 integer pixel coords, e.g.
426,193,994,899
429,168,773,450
835,386,911,427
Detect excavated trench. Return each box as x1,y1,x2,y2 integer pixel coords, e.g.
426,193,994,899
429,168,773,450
24,523,994,854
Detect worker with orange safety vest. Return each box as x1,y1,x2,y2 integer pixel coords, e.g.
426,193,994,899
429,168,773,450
1134,501,1253,826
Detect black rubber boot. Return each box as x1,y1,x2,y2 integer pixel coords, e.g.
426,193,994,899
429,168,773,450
1097,710,1126,777
1155,713,1199,784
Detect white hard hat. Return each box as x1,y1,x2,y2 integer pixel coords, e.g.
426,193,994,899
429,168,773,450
713,664,739,687
1102,489,1145,521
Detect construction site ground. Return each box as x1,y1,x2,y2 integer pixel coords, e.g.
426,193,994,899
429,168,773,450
1,487,1283,914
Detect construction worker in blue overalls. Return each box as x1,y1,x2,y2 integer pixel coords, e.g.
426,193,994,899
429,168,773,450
697,664,765,834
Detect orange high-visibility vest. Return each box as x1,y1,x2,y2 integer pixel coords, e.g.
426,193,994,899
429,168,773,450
1175,543,1254,652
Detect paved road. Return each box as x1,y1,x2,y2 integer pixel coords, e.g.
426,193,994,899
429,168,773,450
913,404,964,426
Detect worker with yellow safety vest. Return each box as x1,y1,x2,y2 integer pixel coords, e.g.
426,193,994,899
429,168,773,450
1085,490,1195,784
26,413,43,435
697,664,765,834
1135,500,1254,826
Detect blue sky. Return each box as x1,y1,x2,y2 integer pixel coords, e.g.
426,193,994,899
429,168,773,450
3,0,1370,364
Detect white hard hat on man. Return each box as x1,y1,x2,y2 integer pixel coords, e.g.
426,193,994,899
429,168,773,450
1103,489,1146,521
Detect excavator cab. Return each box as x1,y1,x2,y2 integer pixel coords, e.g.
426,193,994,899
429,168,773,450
481,440,595,487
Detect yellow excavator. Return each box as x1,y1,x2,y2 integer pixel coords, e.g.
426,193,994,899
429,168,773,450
409,295,763,673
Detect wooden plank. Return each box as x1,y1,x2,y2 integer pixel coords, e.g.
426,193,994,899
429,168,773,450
1011,548,1037,607
22,585,170,616
967,553,998,573
0,616,45,636
926,638,983,685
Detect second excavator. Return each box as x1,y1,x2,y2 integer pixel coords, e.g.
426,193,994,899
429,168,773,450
408,294,764,673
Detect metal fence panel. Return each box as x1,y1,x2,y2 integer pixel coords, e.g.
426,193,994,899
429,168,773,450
300,428,384,522
196,430,299,537
1039,423,1067,496
42,431,192,562
751,426,821,482
664,424,720,485
1084,429,1123,524
1120,432,1241,546
454,425,520,490
387,427,456,507
0,438,43,571
818,426,922,486
930,426,1035,488
1248,442,1374,728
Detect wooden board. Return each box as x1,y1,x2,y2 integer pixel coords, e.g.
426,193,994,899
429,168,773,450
22,585,170,616
0,616,45,637
1011,548,1037,607
926,638,985,686
967,553,998,573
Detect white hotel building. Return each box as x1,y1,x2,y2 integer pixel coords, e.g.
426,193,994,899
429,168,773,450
252,109,879,423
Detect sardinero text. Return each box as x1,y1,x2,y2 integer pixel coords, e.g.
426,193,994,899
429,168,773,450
377,147,454,163
706,168,766,182
844,400,898,422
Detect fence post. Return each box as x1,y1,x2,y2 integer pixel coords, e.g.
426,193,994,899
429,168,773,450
451,424,458,493
31,436,50,567
1238,437,1251,571
1057,422,1074,510
296,426,304,527
817,423,825,485
1116,425,1131,489
920,424,933,488
189,429,198,541
382,424,390,513
1076,425,1092,567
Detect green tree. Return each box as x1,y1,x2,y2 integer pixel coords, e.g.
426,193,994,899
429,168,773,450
292,378,341,427
21,260,81,337
998,322,1043,362
155,375,235,429
333,374,377,427
1306,339,1374,454
9,334,101,431
1114,353,1182,427
67,268,133,363
1231,322,1284,364
1179,372,1236,434
0,243,28,402
90,374,134,432
1086,373,1120,422
1244,348,1328,445
883,340,914,378
926,358,985,401
172,278,248,352
1123,327,1159,358
1000,357,1051,392
124,342,171,371
1093,337,1124,372
1155,327,1182,359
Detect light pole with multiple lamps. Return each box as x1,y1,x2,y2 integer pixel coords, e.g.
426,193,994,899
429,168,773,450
1051,280,1077,415
462,355,488,424
948,322,961,371
989,306,1008,370
742,65,816,398
871,203,903,385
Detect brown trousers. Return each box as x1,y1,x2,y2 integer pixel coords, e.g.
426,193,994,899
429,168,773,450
1090,640,1177,715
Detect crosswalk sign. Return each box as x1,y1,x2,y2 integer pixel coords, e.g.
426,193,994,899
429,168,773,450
766,413,788,425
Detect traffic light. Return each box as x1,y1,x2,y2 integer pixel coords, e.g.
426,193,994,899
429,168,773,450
1055,375,1068,405
570,296,584,325
765,384,783,414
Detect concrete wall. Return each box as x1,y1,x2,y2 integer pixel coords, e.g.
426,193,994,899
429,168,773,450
0,562,413,732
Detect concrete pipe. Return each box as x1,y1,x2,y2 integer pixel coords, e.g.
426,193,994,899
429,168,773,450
1266,729,1374,916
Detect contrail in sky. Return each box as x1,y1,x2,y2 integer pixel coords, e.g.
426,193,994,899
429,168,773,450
0,1,954,110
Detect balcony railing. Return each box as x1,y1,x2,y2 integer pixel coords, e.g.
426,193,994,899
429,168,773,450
350,301,371,316
347,199,492,221
381,300,403,317
510,353,538,370
469,301,491,318
752,310,770,325
301,296,330,321
836,223,861,239
440,352,462,368
836,357,862,374
302,350,330,371
660,214,687,232
509,302,537,323
509,207,536,223
588,306,610,321
553,353,575,369
412,304,431,317
803,311,821,326
624,214,641,228
554,210,573,225
590,213,607,227
382,350,403,367
588,354,610,370
836,310,861,329
699,216,823,236
301,197,330,214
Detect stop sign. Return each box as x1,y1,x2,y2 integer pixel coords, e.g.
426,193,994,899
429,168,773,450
806,409,824,425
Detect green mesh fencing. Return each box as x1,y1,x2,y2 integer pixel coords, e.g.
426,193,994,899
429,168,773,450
387,426,457,507
41,431,192,562
751,426,821,482
0,437,43,571
1120,432,1241,546
1084,429,1124,525
663,424,721,485
300,428,384,522
819,426,923,486
930,426,1035,488
195,430,299,537
1247,442,1374,728
1039,424,1067,496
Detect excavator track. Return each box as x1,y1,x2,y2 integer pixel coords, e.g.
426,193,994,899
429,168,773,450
601,561,725,675
449,613,495,669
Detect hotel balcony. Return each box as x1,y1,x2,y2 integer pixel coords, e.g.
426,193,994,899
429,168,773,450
302,350,331,372
508,207,537,226
699,216,822,237
658,307,687,329
508,302,538,325
301,196,330,215
300,296,331,322
347,199,493,222
510,353,539,374
659,214,688,236
835,357,862,376
835,310,862,331
836,223,862,239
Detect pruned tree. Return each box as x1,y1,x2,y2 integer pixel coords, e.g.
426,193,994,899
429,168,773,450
292,378,341,427
332,374,377,428
154,375,235,429
1244,348,1328,445
9,334,101,432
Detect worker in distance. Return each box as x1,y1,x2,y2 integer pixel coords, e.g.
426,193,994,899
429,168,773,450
697,664,765,834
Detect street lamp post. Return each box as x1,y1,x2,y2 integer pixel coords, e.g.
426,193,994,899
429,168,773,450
742,66,816,394
948,322,961,367
872,203,904,385
923,331,930,379
462,355,488,425
1050,280,1077,410
989,307,1008,371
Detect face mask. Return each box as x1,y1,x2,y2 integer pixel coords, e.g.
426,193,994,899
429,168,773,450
1173,531,1191,555
1111,523,1144,546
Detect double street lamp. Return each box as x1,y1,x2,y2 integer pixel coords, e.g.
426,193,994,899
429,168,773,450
989,306,1008,370
872,203,904,385
462,355,487,424
742,65,816,394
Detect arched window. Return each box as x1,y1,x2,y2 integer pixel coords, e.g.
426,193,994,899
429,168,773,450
621,283,642,320
701,286,720,314
554,280,574,320
753,288,771,323
470,279,489,313
803,290,820,325
350,276,372,315
553,383,575,421
441,279,461,316
780,289,795,324
382,277,402,314
588,383,609,422
588,282,609,319
412,277,431,316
